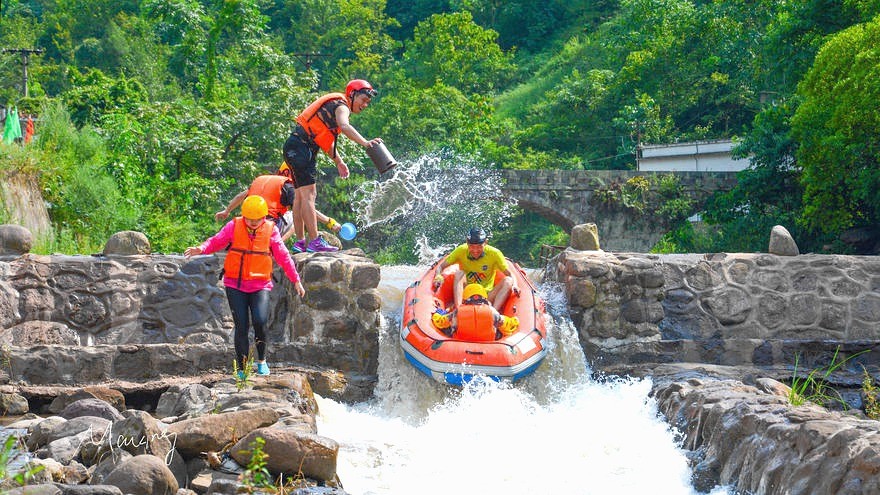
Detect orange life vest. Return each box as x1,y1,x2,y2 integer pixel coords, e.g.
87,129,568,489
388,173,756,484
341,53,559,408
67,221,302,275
224,217,274,288
295,92,348,157
455,304,496,342
248,175,291,219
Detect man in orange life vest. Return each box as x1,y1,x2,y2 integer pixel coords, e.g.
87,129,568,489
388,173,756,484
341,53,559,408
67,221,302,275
215,171,342,250
185,195,305,378
432,283,519,341
283,79,383,253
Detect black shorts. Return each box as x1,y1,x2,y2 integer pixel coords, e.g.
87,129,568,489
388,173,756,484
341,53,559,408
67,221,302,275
283,130,319,187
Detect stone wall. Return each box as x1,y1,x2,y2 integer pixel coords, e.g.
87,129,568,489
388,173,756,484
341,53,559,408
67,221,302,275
547,250,880,492
0,250,381,399
545,250,880,371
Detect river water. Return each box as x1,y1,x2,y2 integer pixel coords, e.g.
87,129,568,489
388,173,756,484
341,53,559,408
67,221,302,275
316,265,731,495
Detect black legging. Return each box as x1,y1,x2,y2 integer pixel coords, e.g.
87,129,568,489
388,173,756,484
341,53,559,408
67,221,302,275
225,287,270,369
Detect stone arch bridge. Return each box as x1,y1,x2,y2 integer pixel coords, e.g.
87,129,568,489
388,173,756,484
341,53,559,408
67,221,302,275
499,170,738,252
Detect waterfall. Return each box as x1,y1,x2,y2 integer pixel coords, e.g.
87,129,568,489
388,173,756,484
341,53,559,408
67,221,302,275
316,266,731,495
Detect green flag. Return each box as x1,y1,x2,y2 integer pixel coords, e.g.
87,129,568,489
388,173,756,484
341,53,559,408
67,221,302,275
3,107,23,144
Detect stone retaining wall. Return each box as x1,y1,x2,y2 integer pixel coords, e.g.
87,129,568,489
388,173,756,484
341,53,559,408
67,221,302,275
0,251,381,400
545,250,880,370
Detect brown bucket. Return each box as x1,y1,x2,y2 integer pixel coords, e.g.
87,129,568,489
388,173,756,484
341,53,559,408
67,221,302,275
366,142,398,174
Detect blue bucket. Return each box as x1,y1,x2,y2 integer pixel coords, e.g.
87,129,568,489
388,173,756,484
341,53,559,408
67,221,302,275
339,222,357,241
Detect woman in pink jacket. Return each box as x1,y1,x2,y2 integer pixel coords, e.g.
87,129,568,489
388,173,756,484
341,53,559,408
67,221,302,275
185,195,305,378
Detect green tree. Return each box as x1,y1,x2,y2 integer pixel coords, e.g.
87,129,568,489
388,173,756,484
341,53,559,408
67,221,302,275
791,18,880,236
31,101,140,253
701,101,810,252
403,11,514,94
761,0,862,96
359,77,494,156
458,0,618,53
267,0,399,89
61,68,148,126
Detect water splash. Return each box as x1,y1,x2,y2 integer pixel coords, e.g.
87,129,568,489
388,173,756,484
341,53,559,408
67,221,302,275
351,152,518,261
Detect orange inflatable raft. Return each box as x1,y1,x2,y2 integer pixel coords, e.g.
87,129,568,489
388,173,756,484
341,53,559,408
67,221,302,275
400,258,548,386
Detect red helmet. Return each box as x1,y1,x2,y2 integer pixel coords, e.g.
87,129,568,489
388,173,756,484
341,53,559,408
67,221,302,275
346,79,377,100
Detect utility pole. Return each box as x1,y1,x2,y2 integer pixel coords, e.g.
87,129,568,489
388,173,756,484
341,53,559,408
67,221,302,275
2,47,44,97
291,52,329,70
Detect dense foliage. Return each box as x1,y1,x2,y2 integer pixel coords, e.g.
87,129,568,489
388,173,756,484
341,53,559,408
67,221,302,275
1,0,878,262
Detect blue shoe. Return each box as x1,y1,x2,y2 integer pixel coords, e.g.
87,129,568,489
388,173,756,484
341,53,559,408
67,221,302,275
291,238,307,253
236,370,246,380
256,362,270,376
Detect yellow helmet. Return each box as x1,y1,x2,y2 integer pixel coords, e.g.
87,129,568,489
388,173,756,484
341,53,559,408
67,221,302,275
432,312,451,329
462,283,488,302
241,195,268,220
499,316,519,336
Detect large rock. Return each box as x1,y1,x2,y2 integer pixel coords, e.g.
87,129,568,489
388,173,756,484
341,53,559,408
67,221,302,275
164,407,280,457
570,223,601,251
26,416,68,451
230,427,339,482
48,387,126,414
0,392,29,415
768,224,799,256
0,224,32,255
154,383,213,419
109,410,174,463
103,454,178,495
4,485,61,495
103,231,151,255
60,398,124,422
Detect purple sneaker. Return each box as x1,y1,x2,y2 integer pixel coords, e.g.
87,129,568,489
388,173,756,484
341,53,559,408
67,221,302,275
307,237,338,253
291,238,307,253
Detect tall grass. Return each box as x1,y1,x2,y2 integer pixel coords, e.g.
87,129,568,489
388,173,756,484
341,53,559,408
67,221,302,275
788,346,868,409
1,101,139,254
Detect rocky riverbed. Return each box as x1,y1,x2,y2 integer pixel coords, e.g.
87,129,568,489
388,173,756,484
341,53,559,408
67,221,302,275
1,370,348,494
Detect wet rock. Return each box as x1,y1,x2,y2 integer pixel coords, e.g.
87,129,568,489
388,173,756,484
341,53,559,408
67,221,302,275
349,263,380,290
653,374,880,494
